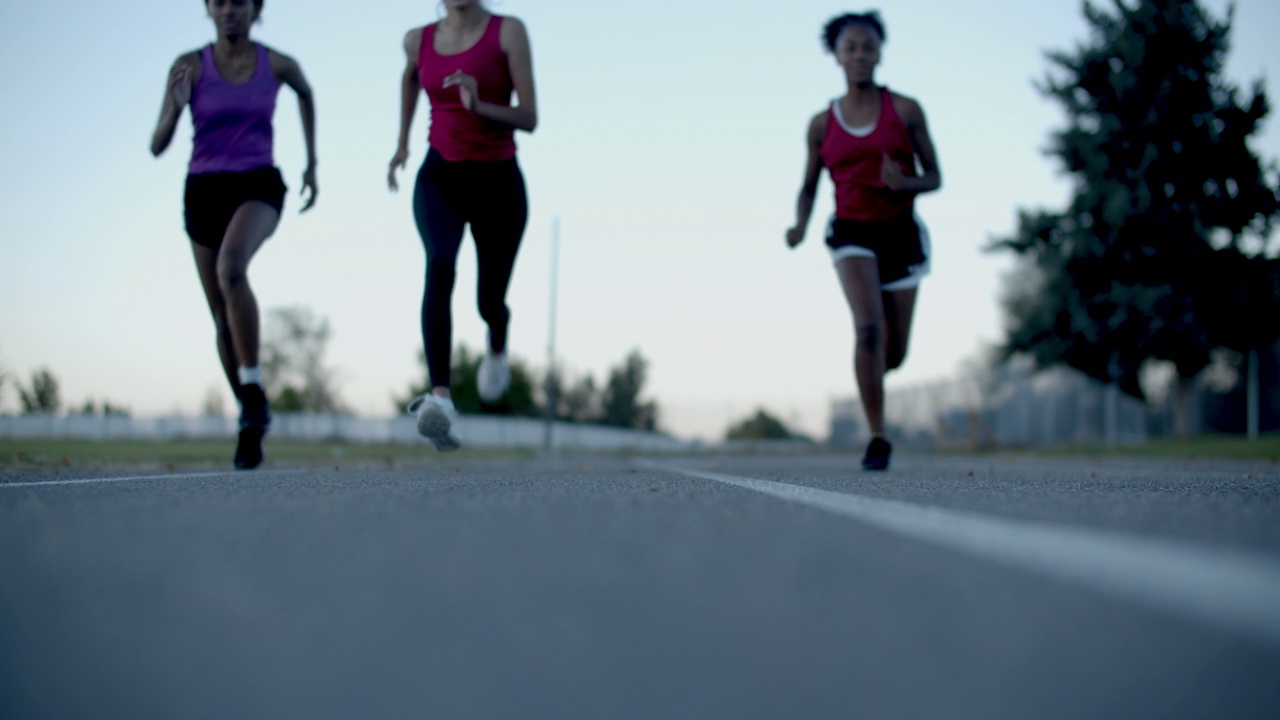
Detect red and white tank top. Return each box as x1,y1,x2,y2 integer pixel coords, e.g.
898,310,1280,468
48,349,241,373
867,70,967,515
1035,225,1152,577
819,87,916,222
419,15,516,162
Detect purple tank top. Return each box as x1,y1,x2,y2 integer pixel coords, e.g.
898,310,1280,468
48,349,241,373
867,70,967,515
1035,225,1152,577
188,44,279,175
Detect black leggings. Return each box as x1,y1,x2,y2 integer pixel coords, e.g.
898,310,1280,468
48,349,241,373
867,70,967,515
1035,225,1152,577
413,148,528,389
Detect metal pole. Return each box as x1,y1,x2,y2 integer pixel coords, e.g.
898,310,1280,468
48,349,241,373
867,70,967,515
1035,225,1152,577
1247,348,1259,441
543,216,560,452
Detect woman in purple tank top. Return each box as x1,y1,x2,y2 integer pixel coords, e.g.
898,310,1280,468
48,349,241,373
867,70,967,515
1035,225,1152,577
149,0,318,470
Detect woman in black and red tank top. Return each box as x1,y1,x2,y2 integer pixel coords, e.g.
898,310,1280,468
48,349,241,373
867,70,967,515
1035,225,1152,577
387,0,538,451
785,12,942,471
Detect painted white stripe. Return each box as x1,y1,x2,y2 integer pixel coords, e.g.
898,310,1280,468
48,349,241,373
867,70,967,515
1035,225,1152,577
1,470,255,489
648,463,1280,645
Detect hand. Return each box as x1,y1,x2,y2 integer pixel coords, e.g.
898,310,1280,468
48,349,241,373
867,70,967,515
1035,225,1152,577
387,146,409,192
880,152,904,191
299,165,318,212
785,226,805,248
442,70,479,112
169,64,193,109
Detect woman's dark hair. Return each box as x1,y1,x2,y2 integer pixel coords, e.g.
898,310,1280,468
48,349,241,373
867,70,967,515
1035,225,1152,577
823,12,886,53
201,0,265,12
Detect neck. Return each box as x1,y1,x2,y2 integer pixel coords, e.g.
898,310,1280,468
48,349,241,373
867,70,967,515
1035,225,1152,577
215,34,254,54
845,80,879,102
443,5,488,28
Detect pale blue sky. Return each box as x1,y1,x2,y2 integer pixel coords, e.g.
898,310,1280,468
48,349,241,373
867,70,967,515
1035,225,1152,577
1,0,1277,439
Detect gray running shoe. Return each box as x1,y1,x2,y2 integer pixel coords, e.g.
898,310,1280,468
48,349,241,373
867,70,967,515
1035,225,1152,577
477,350,510,403
407,394,461,451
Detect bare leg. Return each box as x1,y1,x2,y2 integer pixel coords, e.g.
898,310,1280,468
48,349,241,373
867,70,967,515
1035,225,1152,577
883,287,919,373
216,202,280,369
834,257,889,438
190,243,240,396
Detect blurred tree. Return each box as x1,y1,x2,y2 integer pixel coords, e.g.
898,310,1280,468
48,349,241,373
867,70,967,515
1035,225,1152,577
77,399,131,417
542,365,600,423
992,0,1280,430
19,367,61,414
598,349,659,431
201,386,227,417
725,409,792,441
261,306,346,413
102,401,130,417
395,345,539,416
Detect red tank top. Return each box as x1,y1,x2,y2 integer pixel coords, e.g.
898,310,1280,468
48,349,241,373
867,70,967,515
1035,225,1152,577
419,15,516,162
820,88,916,221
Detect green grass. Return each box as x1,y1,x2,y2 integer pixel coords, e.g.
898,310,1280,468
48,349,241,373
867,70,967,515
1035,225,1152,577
982,433,1280,462
5,433,1277,475
0,438,530,474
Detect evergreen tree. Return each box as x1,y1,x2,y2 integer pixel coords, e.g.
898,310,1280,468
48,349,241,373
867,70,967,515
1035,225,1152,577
18,368,61,414
993,0,1280,401
597,350,659,431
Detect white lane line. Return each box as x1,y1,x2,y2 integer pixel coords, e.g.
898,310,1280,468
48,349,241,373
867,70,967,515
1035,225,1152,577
647,462,1280,646
1,470,268,489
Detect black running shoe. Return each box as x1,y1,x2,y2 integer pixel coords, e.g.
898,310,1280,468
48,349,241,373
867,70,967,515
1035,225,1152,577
862,436,892,471
235,383,270,470
238,383,271,430
234,427,265,470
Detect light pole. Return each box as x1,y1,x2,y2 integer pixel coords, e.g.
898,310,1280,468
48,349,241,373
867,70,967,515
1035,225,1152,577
543,216,560,452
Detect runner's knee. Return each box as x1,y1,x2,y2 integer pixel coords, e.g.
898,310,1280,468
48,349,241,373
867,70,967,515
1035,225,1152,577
855,323,883,354
215,257,249,294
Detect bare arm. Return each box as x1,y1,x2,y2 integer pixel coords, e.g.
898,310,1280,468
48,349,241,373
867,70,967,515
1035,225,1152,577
150,53,199,157
443,16,538,132
389,28,423,192
883,95,942,195
272,50,318,211
786,112,827,248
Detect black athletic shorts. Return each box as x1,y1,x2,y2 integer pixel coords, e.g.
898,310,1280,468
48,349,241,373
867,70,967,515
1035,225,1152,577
825,211,932,289
183,166,287,249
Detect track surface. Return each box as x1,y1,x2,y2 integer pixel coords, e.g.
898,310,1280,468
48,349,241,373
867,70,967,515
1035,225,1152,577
2,453,1278,719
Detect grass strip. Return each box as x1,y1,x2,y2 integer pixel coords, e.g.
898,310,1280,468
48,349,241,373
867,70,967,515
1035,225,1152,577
0,438,528,474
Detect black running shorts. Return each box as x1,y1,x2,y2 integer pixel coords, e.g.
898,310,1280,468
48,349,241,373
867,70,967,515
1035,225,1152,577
183,166,287,249
825,211,931,290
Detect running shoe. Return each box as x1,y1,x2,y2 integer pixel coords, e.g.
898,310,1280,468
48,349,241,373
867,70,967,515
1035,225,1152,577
408,394,462,451
234,427,265,470
234,383,271,470
861,436,892,471
477,350,510,403
238,383,272,429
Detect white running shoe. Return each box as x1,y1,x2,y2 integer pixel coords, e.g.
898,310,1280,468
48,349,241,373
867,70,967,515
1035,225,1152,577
477,350,510,403
407,394,461,451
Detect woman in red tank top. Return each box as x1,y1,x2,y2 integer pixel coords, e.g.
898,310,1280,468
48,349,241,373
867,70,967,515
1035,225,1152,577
386,0,538,451
785,12,942,471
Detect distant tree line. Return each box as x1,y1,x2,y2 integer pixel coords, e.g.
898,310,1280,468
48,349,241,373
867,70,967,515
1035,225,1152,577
0,365,130,417
396,347,661,432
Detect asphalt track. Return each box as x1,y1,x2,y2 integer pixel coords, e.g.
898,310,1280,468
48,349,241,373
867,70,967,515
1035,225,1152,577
2,452,1278,719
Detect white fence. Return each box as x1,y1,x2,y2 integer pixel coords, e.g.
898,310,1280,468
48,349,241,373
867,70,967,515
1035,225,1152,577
0,413,690,452
830,364,1156,449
